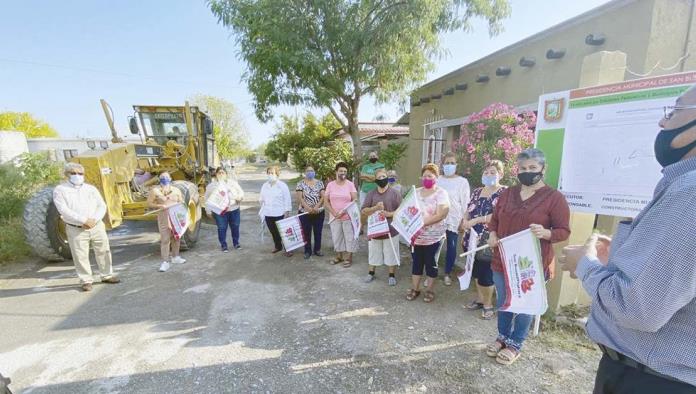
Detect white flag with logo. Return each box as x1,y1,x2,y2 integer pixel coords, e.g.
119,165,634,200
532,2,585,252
457,229,478,291
498,229,547,315
275,214,306,252
344,201,362,240
390,186,424,244
167,203,190,240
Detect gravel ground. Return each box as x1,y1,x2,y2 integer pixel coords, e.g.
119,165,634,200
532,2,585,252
0,165,601,393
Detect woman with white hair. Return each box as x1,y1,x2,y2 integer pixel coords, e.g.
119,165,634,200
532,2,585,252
52,162,120,291
147,171,186,272
485,148,570,365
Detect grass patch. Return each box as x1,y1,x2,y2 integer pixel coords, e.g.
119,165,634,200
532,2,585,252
0,216,31,263
537,305,598,353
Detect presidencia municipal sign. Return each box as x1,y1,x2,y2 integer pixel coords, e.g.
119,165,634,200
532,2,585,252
535,71,696,218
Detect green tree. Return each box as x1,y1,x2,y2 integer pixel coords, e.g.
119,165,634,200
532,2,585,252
264,113,342,172
0,112,58,138
208,0,510,160
298,139,353,182
189,94,250,159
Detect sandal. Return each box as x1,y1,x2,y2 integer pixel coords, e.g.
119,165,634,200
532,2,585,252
481,307,495,320
496,347,521,365
331,257,343,265
342,259,352,268
406,289,421,301
466,301,484,310
423,290,435,303
486,340,505,357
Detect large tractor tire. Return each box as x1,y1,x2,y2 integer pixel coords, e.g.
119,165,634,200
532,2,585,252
23,186,71,261
172,181,201,250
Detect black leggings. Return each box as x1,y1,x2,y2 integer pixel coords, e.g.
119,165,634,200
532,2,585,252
265,215,284,250
411,241,441,278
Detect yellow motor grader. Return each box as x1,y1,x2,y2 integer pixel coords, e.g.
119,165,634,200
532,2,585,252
23,100,218,261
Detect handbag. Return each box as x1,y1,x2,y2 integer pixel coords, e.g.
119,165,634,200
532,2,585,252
475,229,493,263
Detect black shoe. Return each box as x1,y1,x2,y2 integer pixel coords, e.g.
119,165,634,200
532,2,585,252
314,251,324,257
304,252,311,260
234,244,242,250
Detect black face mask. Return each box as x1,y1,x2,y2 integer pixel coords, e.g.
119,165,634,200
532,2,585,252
375,178,389,188
369,158,378,163
518,171,543,186
654,117,696,167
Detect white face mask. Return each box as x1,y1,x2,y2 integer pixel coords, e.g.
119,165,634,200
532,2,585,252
69,174,84,186
268,174,277,182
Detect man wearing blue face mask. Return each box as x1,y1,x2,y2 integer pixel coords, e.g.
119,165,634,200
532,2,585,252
437,152,470,286
53,162,120,291
561,86,696,392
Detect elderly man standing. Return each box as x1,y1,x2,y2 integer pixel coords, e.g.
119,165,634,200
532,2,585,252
53,162,120,291
562,86,696,393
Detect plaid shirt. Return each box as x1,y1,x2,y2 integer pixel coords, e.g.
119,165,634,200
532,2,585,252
577,156,696,385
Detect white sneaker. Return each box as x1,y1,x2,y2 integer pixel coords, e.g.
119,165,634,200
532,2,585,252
159,261,170,272
172,256,186,264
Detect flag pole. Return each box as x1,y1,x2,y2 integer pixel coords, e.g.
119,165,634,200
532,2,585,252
459,243,490,258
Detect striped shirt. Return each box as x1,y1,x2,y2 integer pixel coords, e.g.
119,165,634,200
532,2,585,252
577,156,696,386
296,179,324,213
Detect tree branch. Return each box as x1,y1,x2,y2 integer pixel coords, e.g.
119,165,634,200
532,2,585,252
328,105,348,130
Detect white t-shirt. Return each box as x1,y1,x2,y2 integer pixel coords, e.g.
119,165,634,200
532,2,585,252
437,176,470,233
259,181,292,217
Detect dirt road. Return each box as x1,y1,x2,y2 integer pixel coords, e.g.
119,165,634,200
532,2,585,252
0,165,600,393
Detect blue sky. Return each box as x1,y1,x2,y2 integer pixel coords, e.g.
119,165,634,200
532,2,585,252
0,0,611,148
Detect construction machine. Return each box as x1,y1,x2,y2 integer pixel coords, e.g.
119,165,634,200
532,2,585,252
23,100,218,261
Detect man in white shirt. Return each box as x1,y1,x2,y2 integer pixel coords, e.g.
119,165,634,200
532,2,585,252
437,152,471,286
53,162,120,291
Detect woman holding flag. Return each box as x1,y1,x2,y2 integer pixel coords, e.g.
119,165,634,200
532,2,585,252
205,166,245,252
406,163,449,303
361,168,402,285
324,162,358,268
259,166,293,257
460,160,506,320
147,172,186,272
485,148,570,365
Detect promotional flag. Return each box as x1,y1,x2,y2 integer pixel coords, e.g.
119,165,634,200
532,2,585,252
167,203,190,240
366,211,390,239
457,229,478,291
390,186,424,244
344,201,362,240
498,229,548,315
205,185,230,215
275,214,307,252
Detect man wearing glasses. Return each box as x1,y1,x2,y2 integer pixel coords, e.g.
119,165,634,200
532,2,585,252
53,162,120,291
561,88,696,392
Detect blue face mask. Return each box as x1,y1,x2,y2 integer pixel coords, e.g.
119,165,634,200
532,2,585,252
306,171,315,179
388,177,396,183
443,164,457,176
160,177,171,186
481,175,498,187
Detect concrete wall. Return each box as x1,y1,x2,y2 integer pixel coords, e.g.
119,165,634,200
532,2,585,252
405,0,695,186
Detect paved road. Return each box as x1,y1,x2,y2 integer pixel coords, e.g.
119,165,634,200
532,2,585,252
0,165,599,393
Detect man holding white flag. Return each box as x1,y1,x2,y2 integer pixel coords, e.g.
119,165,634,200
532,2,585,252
485,149,570,365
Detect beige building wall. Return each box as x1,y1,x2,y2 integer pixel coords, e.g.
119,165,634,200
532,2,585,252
405,0,695,186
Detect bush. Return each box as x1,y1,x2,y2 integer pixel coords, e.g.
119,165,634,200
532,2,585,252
0,152,61,262
246,153,257,163
452,103,536,185
297,139,354,183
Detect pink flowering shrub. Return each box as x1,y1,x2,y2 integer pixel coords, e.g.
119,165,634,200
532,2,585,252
452,103,536,186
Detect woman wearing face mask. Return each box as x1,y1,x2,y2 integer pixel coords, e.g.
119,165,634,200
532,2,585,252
259,166,292,257
296,165,326,260
437,152,471,286
460,160,506,320
386,170,403,196
485,148,570,365
324,161,358,267
147,172,186,272
406,163,450,303
205,166,245,252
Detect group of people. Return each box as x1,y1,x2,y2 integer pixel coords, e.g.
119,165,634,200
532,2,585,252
53,84,696,390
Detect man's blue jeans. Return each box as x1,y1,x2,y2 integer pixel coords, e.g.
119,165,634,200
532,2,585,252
492,271,534,351
444,230,458,274
213,209,240,249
